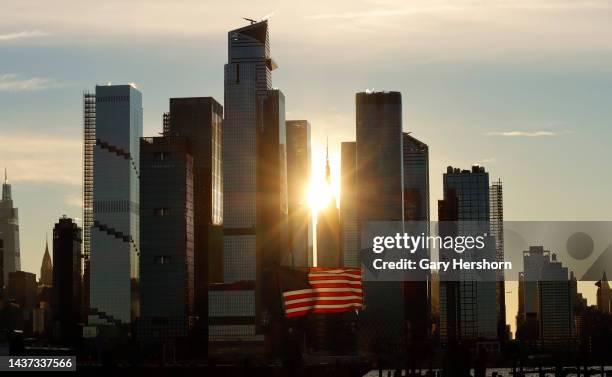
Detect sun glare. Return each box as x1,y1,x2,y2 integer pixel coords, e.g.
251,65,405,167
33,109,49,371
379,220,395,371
307,180,334,215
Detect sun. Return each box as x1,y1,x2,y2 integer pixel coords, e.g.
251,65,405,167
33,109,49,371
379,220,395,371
307,179,334,215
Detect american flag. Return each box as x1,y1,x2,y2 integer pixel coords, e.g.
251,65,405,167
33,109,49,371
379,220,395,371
281,267,363,318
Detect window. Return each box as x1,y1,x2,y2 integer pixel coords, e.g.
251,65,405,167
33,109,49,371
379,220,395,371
153,208,171,216
154,152,169,161
154,256,171,264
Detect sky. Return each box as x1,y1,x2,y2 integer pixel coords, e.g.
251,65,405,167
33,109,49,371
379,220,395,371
1,0,611,335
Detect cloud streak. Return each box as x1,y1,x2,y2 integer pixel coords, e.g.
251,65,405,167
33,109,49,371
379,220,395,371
0,131,81,186
0,29,48,41
485,130,572,137
0,74,71,92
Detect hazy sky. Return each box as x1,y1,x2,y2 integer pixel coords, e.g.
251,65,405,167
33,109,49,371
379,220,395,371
1,0,611,334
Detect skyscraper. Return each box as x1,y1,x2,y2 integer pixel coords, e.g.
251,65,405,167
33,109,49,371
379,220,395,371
355,91,405,354
139,136,194,339
286,120,312,267
165,97,223,334
518,246,572,347
52,216,82,344
439,165,497,345
340,141,359,267
256,89,288,326
90,84,142,324
596,272,612,314
0,169,20,286
490,179,507,341
39,236,53,287
82,91,95,317
216,20,285,344
402,133,431,351
316,146,340,267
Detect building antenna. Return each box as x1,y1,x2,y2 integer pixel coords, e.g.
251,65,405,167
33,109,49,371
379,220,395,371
4,168,6,184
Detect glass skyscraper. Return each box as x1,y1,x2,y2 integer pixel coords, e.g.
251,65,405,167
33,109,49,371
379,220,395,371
340,141,359,267
90,84,142,324
355,91,405,354
215,20,286,343
139,136,194,339
402,132,431,350
439,165,497,345
0,170,20,286
286,120,312,267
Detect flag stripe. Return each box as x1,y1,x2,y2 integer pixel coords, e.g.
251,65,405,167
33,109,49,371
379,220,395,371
281,267,363,318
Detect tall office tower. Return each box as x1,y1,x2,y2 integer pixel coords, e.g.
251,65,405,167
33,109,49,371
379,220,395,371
166,98,223,336
402,132,431,352
139,136,194,339
39,236,53,287
490,179,507,341
90,84,142,324
83,91,95,316
257,89,288,323
355,91,405,354
439,166,497,345
218,20,280,343
0,170,20,286
402,133,429,222
286,120,312,267
340,142,359,267
316,147,341,267
596,272,612,314
518,246,572,347
52,216,82,344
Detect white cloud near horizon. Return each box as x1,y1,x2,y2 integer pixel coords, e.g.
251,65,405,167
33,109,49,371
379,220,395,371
0,74,72,92
485,130,572,137
0,132,81,186
0,29,48,41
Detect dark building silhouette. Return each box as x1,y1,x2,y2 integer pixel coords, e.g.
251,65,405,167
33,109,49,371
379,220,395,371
401,132,431,356
39,236,53,287
7,270,37,333
257,89,288,329
52,216,82,344
355,91,405,355
165,97,223,350
517,246,573,348
139,136,194,339
316,146,340,268
286,120,312,267
439,166,497,346
0,239,3,293
340,141,359,267
596,272,612,314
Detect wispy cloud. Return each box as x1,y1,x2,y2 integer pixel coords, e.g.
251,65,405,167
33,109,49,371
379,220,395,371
0,29,48,41
0,74,71,92
0,131,81,186
485,130,572,137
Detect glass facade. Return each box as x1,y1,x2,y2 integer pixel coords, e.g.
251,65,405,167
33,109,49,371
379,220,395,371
223,21,273,282
355,91,405,354
286,120,312,267
139,136,194,320
0,174,20,286
439,166,497,344
340,142,359,267
90,85,142,324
